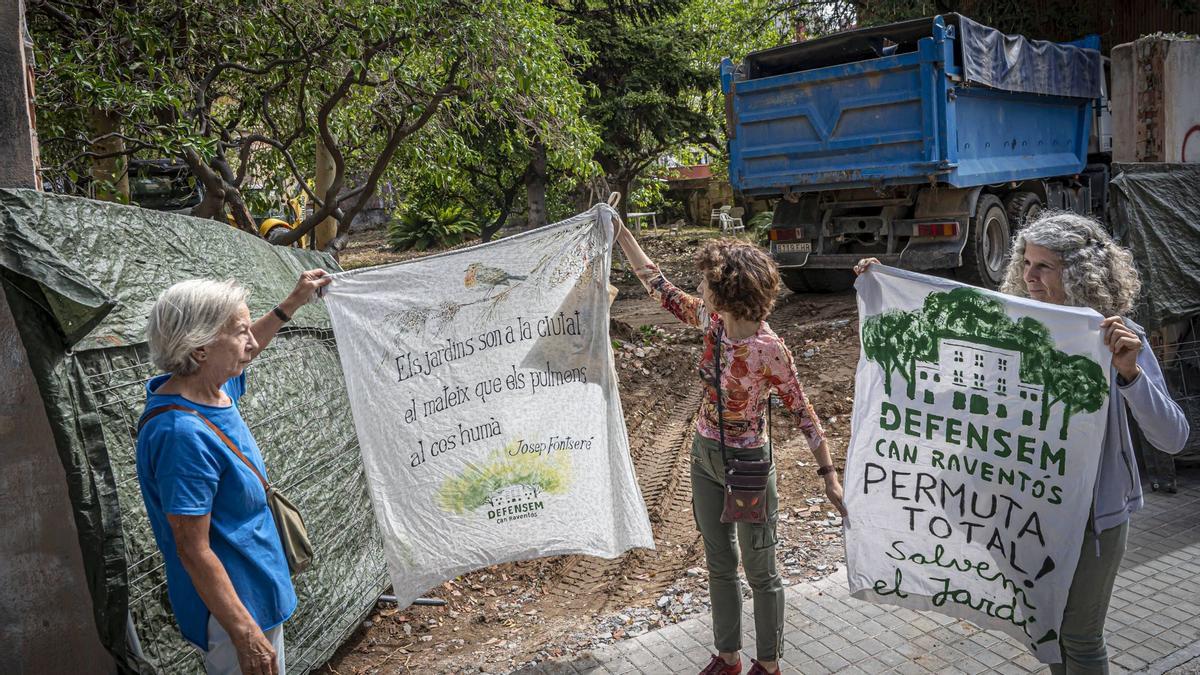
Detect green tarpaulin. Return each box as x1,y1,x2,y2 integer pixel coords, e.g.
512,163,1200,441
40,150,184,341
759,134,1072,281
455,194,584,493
1109,163,1200,330
0,189,386,673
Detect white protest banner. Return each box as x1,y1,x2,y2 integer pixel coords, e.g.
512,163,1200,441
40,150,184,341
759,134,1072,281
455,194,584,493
322,205,654,605
845,266,1110,664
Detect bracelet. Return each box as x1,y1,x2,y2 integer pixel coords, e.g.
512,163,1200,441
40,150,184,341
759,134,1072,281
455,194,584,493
272,305,292,323
817,465,837,477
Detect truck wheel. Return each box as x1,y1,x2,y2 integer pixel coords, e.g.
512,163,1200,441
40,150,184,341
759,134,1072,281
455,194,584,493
783,269,853,294
782,270,811,294
1005,191,1043,229
960,194,1011,290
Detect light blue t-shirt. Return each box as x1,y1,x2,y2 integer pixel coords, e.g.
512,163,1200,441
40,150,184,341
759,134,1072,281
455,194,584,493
135,373,296,649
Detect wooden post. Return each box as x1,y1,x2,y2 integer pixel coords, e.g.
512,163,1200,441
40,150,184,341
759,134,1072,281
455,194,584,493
0,0,38,189
0,1,116,670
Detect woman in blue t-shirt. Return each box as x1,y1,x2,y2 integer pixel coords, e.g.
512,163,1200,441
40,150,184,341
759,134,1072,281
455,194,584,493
137,270,330,675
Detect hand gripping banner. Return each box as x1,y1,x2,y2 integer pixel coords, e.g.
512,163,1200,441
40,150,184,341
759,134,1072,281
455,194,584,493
845,266,1111,664
323,205,654,606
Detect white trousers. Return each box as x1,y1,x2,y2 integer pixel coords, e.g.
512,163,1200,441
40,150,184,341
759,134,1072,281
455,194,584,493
202,614,285,675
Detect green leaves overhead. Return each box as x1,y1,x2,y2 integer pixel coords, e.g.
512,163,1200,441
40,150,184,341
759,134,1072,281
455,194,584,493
30,0,871,243
30,0,596,242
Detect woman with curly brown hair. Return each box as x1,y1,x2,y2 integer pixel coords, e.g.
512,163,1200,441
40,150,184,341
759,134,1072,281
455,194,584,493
613,220,846,675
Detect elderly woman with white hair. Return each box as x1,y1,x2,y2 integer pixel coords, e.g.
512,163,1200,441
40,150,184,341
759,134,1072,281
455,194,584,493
858,212,1188,673
135,269,330,675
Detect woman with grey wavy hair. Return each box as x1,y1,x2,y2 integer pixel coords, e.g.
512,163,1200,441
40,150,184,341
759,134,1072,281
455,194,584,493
999,213,1187,672
137,269,330,675
856,212,1187,673
999,211,1142,318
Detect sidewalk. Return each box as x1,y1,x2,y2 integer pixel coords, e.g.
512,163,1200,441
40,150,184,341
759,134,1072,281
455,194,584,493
526,471,1200,674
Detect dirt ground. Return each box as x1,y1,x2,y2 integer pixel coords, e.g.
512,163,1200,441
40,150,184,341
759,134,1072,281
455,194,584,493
319,229,861,674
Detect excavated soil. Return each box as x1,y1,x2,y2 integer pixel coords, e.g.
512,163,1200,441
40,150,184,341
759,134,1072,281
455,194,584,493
321,230,860,674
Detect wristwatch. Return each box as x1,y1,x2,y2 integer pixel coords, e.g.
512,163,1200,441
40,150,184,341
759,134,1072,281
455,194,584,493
817,465,837,477
272,305,292,323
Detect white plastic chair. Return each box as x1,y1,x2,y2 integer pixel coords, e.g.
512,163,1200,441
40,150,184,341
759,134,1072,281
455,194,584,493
709,208,723,227
720,212,745,233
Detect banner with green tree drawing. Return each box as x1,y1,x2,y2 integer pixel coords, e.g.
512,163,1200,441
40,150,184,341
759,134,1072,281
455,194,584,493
323,204,654,608
846,265,1111,665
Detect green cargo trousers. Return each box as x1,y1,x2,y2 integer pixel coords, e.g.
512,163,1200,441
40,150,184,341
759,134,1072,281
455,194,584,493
1049,520,1129,674
690,434,785,662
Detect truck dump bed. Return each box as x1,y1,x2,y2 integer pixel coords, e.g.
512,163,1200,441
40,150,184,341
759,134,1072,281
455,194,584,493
722,15,1102,194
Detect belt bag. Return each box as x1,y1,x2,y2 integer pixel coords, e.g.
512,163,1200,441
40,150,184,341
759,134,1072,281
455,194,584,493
711,326,773,525
139,404,314,575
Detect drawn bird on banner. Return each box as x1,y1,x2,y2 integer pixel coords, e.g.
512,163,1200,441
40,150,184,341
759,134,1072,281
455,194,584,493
464,262,527,289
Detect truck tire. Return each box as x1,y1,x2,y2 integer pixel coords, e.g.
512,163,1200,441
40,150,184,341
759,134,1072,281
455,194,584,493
782,270,812,294
1004,191,1043,229
960,194,1011,290
783,269,854,294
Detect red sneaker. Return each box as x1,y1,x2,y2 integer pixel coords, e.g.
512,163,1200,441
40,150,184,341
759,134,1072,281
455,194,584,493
700,654,742,675
746,660,781,675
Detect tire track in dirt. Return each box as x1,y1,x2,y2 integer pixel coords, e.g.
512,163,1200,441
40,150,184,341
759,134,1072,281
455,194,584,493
544,383,704,613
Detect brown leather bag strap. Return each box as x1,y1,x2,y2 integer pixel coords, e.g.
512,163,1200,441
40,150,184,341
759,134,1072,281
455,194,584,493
138,404,271,492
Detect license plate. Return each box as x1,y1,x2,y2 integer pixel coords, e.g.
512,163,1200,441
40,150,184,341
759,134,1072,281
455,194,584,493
775,242,812,253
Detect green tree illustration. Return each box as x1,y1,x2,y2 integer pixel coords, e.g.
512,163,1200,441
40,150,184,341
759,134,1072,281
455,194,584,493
922,287,1011,344
862,310,930,399
437,444,571,515
1040,353,1109,439
1004,316,1054,385
862,286,1107,436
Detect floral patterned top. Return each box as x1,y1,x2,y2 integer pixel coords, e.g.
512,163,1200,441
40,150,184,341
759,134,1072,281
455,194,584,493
644,269,825,450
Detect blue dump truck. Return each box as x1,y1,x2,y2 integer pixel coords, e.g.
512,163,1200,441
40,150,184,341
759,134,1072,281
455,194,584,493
721,14,1109,291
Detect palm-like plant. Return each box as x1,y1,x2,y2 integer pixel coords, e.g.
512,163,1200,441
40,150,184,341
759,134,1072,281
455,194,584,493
388,204,481,251
748,210,773,246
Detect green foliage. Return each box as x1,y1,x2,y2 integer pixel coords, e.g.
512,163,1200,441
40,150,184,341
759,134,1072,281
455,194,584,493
571,2,719,196
637,324,667,346
748,210,773,245
387,204,480,252
30,0,595,244
437,444,571,514
861,287,1108,435
630,172,670,213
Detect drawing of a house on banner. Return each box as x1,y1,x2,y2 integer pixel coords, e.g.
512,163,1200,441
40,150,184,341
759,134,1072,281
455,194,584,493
914,338,1045,426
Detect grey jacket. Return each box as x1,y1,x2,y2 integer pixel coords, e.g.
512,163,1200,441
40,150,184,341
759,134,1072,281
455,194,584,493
1093,322,1190,535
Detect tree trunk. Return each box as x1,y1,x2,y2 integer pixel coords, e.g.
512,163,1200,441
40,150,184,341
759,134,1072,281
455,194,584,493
88,109,129,203
1040,395,1054,431
211,155,257,236
481,183,520,242
524,140,547,230
223,188,258,237
614,175,632,232
314,138,338,249
184,148,226,220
